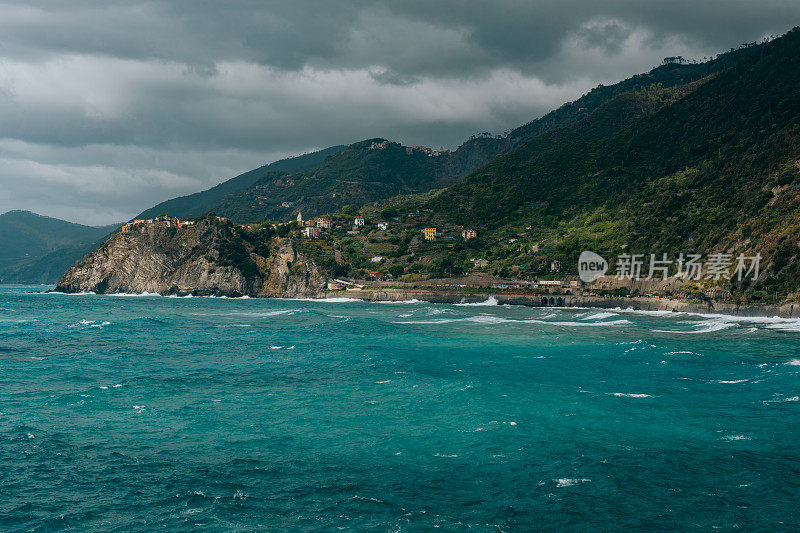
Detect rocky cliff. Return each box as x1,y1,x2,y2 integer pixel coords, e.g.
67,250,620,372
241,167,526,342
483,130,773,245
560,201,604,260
55,216,327,298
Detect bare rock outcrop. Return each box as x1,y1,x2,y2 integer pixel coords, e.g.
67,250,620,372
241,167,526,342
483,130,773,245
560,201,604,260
55,217,326,298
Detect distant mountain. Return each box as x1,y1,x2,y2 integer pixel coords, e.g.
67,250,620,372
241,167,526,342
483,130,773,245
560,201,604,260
135,145,346,221
136,45,754,225
214,139,456,222
0,211,120,283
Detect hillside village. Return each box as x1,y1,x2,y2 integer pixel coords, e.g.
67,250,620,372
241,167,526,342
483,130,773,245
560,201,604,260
126,201,743,306
117,190,755,304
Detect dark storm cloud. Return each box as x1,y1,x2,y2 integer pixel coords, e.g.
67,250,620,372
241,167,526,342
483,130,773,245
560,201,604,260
0,0,797,224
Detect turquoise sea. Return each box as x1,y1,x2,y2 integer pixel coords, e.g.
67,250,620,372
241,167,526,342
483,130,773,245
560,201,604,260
1,284,799,531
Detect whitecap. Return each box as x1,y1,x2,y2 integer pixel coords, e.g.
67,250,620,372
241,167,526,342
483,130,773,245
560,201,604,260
785,359,800,366
653,318,735,334
721,434,751,441
715,379,748,384
110,291,162,297
283,297,361,303
611,393,653,398
580,311,618,321
454,296,498,306
555,478,590,487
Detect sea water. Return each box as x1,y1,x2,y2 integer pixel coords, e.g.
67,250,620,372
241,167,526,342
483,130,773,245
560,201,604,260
1,285,799,531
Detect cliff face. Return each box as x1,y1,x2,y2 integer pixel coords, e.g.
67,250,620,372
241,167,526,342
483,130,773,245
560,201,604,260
55,217,326,298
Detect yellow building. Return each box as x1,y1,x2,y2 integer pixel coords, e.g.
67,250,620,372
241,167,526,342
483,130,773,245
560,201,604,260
423,227,437,241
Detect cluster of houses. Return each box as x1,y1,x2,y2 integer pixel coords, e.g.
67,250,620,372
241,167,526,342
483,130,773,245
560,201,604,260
421,227,477,241
298,212,395,238
368,140,450,157
405,146,450,157
121,215,198,232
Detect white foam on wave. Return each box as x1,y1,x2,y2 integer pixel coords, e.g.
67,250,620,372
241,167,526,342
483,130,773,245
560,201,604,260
611,307,676,317
784,359,800,366
555,478,591,487
611,392,653,398
653,317,736,334
269,345,295,350
715,379,748,384
393,315,630,327
765,396,799,403
111,291,162,297
580,311,618,321
69,319,111,329
376,299,420,304
454,296,498,306
236,309,296,318
46,291,96,296
721,434,751,441
284,297,361,303
621,306,800,334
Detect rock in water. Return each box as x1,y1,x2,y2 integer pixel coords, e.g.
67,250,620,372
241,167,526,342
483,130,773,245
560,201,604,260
54,215,326,298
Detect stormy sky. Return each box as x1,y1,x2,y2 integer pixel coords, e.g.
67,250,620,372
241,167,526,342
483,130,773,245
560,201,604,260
1,1,797,225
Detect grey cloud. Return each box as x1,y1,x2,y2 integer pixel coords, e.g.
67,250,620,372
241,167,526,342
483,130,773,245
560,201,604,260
0,1,798,224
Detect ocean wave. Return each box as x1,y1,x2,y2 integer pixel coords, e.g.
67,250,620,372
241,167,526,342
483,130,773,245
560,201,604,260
69,319,111,329
714,379,748,384
393,316,630,327
721,434,751,441
785,359,800,366
580,311,618,321
653,318,736,334
617,306,800,333
611,393,653,398
765,395,799,403
45,291,96,295
110,291,162,297
554,478,591,487
454,296,498,306
234,309,297,318
376,299,420,304
283,297,362,303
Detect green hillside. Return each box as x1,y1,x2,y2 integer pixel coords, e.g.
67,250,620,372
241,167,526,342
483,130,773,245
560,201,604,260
259,28,800,303
215,139,454,223
135,145,346,221
404,28,800,299
137,47,753,226
0,211,120,283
